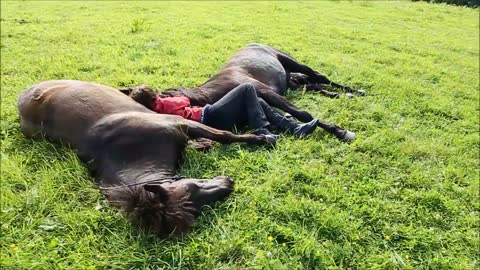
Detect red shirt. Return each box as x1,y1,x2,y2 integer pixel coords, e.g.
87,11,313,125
153,96,203,122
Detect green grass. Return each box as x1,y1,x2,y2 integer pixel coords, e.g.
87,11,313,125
1,1,478,269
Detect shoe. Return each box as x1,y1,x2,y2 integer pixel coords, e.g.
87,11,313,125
292,119,319,138
273,116,318,138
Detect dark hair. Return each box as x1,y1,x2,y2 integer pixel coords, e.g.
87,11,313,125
129,85,157,110
104,185,196,237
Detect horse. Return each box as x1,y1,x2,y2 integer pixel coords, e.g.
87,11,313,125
17,80,272,237
121,43,365,141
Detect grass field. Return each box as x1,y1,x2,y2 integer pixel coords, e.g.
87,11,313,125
1,1,479,269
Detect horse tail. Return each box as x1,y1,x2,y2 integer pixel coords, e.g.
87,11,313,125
102,185,196,237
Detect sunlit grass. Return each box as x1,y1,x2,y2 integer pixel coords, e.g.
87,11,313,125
1,1,478,269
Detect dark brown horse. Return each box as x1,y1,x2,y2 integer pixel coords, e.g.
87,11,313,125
122,43,365,141
18,80,271,237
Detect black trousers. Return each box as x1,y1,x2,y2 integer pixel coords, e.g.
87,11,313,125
258,98,288,130
203,83,270,131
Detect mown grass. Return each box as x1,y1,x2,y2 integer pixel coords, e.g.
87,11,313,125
1,1,478,269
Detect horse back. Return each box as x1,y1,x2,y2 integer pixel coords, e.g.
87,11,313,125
222,43,288,91
17,80,150,147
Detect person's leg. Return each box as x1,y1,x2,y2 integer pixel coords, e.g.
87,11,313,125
203,83,271,131
258,98,318,138
258,98,286,130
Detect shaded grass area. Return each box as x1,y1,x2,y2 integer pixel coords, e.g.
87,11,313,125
1,1,479,269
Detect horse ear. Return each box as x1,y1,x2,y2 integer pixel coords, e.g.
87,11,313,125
119,87,133,96
144,184,169,202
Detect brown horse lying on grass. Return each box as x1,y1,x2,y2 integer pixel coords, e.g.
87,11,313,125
121,43,365,141
18,80,272,237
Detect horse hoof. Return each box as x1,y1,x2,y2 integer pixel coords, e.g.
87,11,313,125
346,93,354,99
263,135,277,146
213,176,235,190
356,89,367,96
339,130,356,142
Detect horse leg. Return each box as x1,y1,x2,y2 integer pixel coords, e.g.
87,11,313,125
289,73,340,98
253,95,355,141
316,119,356,142
288,73,310,90
180,120,269,145
254,85,314,122
306,84,342,98
276,51,365,96
254,82,356,140
287,73,337,97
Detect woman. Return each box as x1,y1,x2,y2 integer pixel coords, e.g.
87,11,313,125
128,83,319,144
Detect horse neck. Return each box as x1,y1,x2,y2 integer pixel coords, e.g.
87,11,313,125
98,159,177,188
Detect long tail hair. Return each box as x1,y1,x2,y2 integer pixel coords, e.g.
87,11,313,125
103,185,196,237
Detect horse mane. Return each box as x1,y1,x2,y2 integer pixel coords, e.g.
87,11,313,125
103,185,196,237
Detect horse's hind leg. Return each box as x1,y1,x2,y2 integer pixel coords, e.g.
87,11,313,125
275,50,365,96
316,119,356,142
289,73,341,98
270,48,333,85
180,120,267,145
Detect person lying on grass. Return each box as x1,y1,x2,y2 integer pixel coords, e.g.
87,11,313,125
127,83,319,145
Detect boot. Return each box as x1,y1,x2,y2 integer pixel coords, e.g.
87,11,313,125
270,112,318,138
259,100,318,139
280,118,319,138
